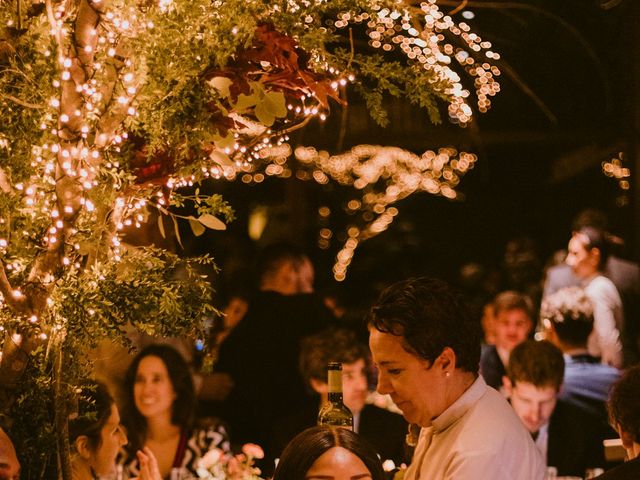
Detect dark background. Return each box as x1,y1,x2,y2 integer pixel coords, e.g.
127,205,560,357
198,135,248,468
180,0,640,308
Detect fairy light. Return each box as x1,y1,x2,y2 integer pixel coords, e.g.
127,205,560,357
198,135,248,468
0,0,500,369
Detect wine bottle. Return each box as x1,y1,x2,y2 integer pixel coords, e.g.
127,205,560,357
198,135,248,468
317,362,353,429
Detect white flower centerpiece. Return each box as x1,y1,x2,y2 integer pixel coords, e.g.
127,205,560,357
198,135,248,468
196,444,265,480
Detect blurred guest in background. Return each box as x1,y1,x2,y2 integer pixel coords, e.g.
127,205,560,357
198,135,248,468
504,340,606,477
502,237,543,313
541,286,620,425
120,344,229,479
369,277,544,479
269,328,407,469
272,426,386,480
544,209,639,367
565,227,623,367
480,291,534,390
0,427,19,480
594,365,640,479
214,243,333,446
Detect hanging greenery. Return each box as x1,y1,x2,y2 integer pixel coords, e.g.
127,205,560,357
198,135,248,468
0,0,500,477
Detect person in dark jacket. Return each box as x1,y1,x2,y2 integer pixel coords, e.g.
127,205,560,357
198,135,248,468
214,244,334,447
504,340,607,477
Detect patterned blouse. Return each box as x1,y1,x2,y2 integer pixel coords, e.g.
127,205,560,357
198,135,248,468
120,423,230,479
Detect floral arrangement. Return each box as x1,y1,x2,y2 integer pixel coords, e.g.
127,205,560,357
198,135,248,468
196,444,265,480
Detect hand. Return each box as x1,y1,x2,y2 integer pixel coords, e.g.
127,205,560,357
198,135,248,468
133,447,162,480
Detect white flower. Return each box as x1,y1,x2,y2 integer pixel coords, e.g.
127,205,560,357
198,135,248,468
241,443,264,459
382,459,396,472
199,448,224,469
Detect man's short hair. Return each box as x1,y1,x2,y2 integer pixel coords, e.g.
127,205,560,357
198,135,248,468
540,287,594,347
493,291,533,319
608,365,640,444
572,208,609,232
299,328,369,387
507,340,565,391
368,277,481,373
257,243,307,282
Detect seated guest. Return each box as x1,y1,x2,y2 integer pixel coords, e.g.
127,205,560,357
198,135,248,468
69,382,160,480
273,426,386,480
480,291,534,390
270,328,407,469
369,277,544,479
504,340,606,477
119,344,230,479
541,286,620,424
594,365,640,479
0,426,20,480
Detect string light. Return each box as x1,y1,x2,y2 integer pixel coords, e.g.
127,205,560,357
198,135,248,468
0,0,502,351
603,152,631,206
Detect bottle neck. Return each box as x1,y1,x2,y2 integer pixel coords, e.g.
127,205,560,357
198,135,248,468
327,391,343,403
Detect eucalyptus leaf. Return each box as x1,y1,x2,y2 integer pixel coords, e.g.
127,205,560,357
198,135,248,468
172,216,183,249
207,76,233,98
189,217,206,236
198,213,226,230
157,214,166,238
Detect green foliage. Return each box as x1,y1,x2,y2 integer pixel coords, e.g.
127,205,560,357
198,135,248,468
128,0,263,161
0,6,56,181
4,248,217,477
332,50,454,127
52,248,216,346
7,347,57,479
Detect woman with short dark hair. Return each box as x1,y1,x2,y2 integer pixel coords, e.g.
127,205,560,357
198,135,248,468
119,344,229,479
565,226,623,367
368,277,545,479
273,426,386,480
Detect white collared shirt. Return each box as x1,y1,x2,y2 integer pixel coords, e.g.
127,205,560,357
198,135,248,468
405,376,545,480
534,423,549,467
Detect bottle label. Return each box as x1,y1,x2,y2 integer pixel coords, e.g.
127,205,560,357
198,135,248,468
327,368,342,393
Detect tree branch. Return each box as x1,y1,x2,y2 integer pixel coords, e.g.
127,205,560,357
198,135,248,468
0,262,28,313
0,93,43,109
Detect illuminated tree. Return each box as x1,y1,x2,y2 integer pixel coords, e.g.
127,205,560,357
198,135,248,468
0,0,499,477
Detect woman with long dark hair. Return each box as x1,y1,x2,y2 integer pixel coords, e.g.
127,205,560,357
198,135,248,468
119,344,229,479
273,426,386,480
